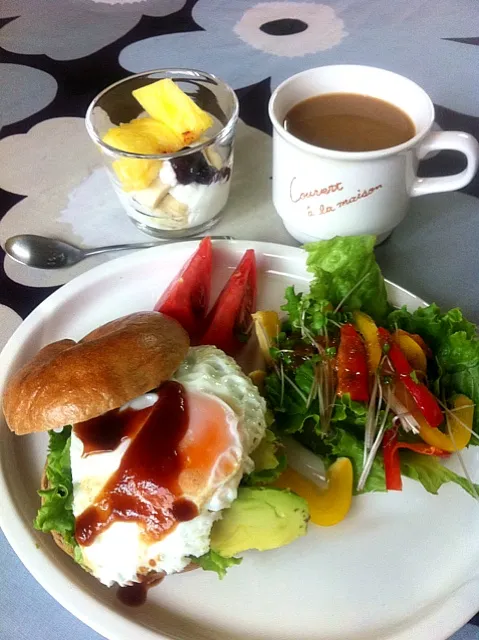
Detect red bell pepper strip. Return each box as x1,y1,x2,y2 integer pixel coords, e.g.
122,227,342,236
377,327,443,429
336,323,369,403
382,429,403,491
382,429,449,491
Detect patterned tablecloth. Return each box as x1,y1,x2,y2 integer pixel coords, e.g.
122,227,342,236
1,2,479,639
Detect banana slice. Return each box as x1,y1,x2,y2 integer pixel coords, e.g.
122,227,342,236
152,194,189,229
204,146,223,170
132,177,170,209
159,194,188,216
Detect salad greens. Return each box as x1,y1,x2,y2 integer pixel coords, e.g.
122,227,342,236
191,550,242,580
400,451,479,498
304,235,391,322
34,427,82,564
389,305,479,445
264,235,479,498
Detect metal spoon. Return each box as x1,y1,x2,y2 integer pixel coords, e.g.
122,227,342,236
4,234,233,269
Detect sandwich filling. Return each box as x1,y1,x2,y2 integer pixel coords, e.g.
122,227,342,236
69,346,267,586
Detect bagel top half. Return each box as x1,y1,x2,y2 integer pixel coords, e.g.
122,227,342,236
3,311,190,435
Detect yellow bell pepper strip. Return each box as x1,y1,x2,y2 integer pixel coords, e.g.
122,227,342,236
274,458,353,526
393,382,472,452
252,311,281,364
378,327,443,428
391,330,427,374
249,369,266,394
353,310,381,373
408,332,432,359
419,394,472,452
382,428,449,491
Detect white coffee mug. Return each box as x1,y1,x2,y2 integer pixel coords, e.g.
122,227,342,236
268,65,479,244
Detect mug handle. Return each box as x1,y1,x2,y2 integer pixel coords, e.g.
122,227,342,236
410,131,479,197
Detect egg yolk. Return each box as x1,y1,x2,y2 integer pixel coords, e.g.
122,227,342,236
178,390,241,502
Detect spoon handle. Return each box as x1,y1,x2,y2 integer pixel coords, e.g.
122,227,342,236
82,235,234,257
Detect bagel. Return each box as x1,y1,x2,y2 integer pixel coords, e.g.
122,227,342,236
3,312,189,435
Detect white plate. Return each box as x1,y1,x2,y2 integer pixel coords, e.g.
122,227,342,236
0,240,478,640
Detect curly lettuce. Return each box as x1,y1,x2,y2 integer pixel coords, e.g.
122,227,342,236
389,304,479,444
33,427,82,562
400,451,479,498
190,550,242,579
304,235,391,323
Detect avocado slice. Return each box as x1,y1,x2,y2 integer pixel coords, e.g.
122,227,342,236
244,429,287,486
210,487,309,558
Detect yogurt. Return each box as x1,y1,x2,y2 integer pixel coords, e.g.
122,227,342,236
114,155,232,233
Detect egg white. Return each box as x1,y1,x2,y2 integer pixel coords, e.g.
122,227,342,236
70,346,267,586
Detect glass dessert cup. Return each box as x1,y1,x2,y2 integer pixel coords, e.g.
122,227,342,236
85,69,239,238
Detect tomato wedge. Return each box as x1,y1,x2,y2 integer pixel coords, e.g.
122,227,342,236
200,249,257,356
154,236,212,339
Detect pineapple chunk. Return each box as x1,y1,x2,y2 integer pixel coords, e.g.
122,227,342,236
112,157,160,192
132,79,213,145
103,118,183,154
103,124,160,155
126,118,184,153
103,118,182,191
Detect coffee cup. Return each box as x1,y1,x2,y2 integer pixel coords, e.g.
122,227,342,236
268,65,479,244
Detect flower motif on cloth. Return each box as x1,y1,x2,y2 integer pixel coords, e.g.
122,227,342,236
0,117,292,287
0,0,187,60
0,305,22,352
233,2,346,57
119,0,479,116
0,64,57,128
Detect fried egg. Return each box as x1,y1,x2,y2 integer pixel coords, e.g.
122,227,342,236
70,346,267,586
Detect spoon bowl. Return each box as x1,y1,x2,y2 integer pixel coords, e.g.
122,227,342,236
5,236,87,269
4,234,233,269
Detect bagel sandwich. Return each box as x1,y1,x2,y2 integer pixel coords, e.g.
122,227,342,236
3,312,309,591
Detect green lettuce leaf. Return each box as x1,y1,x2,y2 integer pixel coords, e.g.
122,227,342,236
400,451,479,498
33,427,81,560
191,549,242,580
264,364,320,435
435,331,479,445
388,304,479,444
332,394,368,427
304,235,391,322
243,429,287,486
328,427,386,494
388,304,476,349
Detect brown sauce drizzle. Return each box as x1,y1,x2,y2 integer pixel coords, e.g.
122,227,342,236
75,404,153,456
75,381,198,547
117,574,165,607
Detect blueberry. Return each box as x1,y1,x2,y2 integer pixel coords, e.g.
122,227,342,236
171,152,216,186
